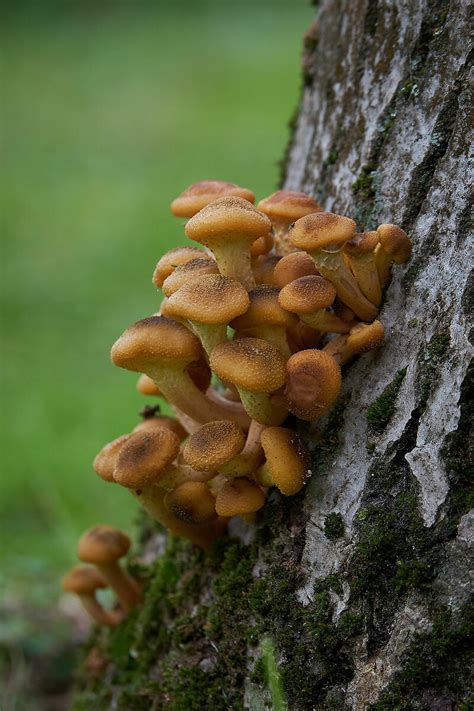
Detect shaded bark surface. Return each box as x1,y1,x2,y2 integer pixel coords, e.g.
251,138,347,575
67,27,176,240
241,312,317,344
74,1,472,709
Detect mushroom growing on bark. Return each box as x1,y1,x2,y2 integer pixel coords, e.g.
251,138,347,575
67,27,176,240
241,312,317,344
257,190,322,255
62,566,122,627
256,427,310,495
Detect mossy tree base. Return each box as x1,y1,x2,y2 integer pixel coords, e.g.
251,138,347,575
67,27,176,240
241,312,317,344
74,0,472,708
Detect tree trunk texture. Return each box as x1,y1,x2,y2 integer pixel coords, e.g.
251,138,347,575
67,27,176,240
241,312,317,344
74,2,472,709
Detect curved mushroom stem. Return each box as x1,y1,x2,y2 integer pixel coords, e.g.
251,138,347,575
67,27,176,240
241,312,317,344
189,321,228,358
235,325,292,360
220,420,266,477
237,389,288,426
210,242,256,291
299,310,351,334
80,593,122,627
347,252,382,306
95,561,141,613
374,243,393,289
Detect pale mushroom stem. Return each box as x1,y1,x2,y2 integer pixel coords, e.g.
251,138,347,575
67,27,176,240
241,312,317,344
189,322,228,358
80,594,122,627
96,562,141,613
348,253,382,306
300,310,351,334
146,365,250,429
311,249,378,321
374,244,393,288
220,419,266,477
237,389,288,426
210,242,256,290
255,461,274,488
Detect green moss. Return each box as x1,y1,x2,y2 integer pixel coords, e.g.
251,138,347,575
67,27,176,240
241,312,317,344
309,399,348,475
367,368,407,434
352,164,376,199
324,512,345,541
394,560,432,593
418,332,450,410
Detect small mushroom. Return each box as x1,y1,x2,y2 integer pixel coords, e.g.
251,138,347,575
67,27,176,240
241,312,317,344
93,434,132,483
256,427,310,495
257,190,322,255
77,525,141,612
185,196,271,290
183,420,246,473
323,320,385,365
344,231,382,306
250,231,274,257
278,276,351,333
161,258,219,297
133,414,187,440
152,246,212,289
210,337,288,425
215,477,266,517
284,349,342,421
62,565,122,627
170,180,255,217
164,481,217,524
273,251,319,288
375,224,412,288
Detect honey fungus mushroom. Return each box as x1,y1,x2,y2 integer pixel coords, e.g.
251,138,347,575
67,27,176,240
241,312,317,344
256,427,310,496
164,481,217,524
257,190,322,255
170,180,255,218
344,231,382,306
284,349,342,421
324,320,385,365
215,477,266,517
62,566,121,627
273,251,319,288
278,275,351,334
375,224,412,288
152,246,212,289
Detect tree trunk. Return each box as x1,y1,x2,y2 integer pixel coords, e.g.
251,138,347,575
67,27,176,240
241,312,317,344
74,2,472,709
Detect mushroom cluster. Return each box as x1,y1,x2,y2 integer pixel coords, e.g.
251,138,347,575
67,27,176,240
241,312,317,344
65,181,412,597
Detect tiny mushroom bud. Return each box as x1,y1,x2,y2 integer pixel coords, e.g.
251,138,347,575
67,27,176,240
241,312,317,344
165,275,250,357
215,477,266,517
136,373,161,396
273,251,319,288
323,320,385,365
289,212,378,322
278,275,351,333
344,231,382,306
62,565,121,627
231,285,297,359
111,315,250,428
185,196,271,290
152,246,212,289
375,224,412,288
257,190,322,255
170,180,255,218
77,525,141,612
161,258,219,297
284,349,342,421
93,434,132,483
164,481,217,524
250,231,274,257
256,427,310,495
210,337,288,425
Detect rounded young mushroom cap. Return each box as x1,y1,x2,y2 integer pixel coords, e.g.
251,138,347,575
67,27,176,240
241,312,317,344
324,320,385,365
165,275,250,326
215,478,266,517
289,212,356,252
171,180,255,218
114,429,181,489
377,224,412,263
133,415,187,440
183,420,246,472
62,565,107,595
278,276,336,314
186,197,270,246
152,247,211,288
284,350,342,420
162,258,219,297
164,481,217,524
136,373,161,396
210,338,286,394
232,285,297,333
77,525,131,566
250,231,274,257
257,427,310,496
257,190,322,224
93,434,132,483
345,230,379,258
273,251,319,288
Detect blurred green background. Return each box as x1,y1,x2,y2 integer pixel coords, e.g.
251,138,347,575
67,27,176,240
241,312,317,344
2,0,311,658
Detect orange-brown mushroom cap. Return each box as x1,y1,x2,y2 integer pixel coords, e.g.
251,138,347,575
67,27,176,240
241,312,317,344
284,350,342,420
62,565,107,594
162,258,219,297
165,275,250,325
133,416,187,440
231,285,297,333
290,212,356,252
278,276,336,314
346,320,385,355
185,196,271,246
164,481,217,524
171,180,255,218
252,254,282,286
136,373,161,396
114,429,180,489
257,190,322,222
93,434,132,483
210,338,286,393
344,231,379,257
77,525,131,565
215,478,266,517
377,224,412,263
259,427,311,496
152,247,211,288
183,420,246,472
273,251,319,288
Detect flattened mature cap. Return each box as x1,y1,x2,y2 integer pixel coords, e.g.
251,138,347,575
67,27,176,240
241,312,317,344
114,429,180,488
62,565,107,594
377,224,412,262
77,525,131,565
210,338,286,392
162,258,219,296
111,316,202,372
93,434,132,482
171,180,255,218
164,481,217,524
260,427,310,496
345,231,379,256
273,251,318,288
279,276,336,314
153,247,210,288
165,275,249,324
185,197,271,244
231,285,296,330
183,420,246,472
285,349,341,420
257,190,322,221
215,478,266,516
290,212,356,251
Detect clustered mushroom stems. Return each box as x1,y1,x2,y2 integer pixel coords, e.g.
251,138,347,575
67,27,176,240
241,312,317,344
62,180,412,620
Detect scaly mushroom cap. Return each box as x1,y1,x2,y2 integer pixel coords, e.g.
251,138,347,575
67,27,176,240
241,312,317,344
215,478,266,516
210,338,286,393
185,196,271,247
278,276,336,314
273,251,318,288
231,285,297,331
133,416,187,440
257,190,322,222
162,258,219,296
136,373,161,396
77,525,131,565
152,247,211,288
252,254,282,285
285,350,341,420
260,427,310,496
347,320,385,354
93,434,132,483
62,565,107,594
171,180,255,218
183,420,246,472
165,275,250,325
111,316,202,372
377,224,412,263
114,429,180,489
344,231,379,256
290,212,356,252
164,481,217,523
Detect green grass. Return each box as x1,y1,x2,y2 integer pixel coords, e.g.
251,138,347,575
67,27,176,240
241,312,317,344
1,2,311,600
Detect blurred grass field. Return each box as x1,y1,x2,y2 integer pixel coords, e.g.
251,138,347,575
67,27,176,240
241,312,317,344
1,1,311,601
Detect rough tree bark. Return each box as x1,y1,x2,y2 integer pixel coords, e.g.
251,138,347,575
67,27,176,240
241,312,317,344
74,1,472,709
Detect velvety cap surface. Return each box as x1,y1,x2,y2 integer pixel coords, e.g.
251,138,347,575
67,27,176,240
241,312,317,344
273,251,318,288
162,258,219,296
93,434,132,482
183,420,246,471
290,212,356,251
171,180,255,218
114,429,180,488
257,190,322,221
77,525,131,564
345,231,379,256
284,349,342,420
62,565,107,594
231,285,296,330
152,247,209,288
165,275,250,324
210,338,286,392
260,427,310,496
279,276,336,314
185,196,271,244
215,478,266,516
164,481,217,523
